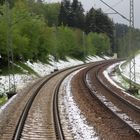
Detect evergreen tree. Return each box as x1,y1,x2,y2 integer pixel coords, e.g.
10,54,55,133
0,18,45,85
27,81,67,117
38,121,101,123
85,7,96,33
115,23,129,39
37,0,44,3
69,0,85,29
58,0,85,29
58,0,71,26
95,9,113,37
0,0,5,5
85,7,114,53
85,8,113,35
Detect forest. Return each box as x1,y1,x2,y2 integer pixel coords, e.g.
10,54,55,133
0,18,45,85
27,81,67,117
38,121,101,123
0,0,140,71
115,23,140,58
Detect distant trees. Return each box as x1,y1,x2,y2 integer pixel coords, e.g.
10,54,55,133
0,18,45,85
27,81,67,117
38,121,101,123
58,1,113,35
2,0,16,8
113,23,140,58
85,8,113,36
68,0,85,29
85,8,114,52
58,0,85,29
0,0,5,5
58,1,114,53
28,1,60,26
117,28,140,58
0,0,113,68
58,0,71,26
86,32,110,55
85,8,96,33
115,23,129,39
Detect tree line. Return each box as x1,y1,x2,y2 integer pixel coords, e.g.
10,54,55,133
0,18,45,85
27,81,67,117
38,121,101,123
115,23,140,58
58,0,114,50
0,0,114,69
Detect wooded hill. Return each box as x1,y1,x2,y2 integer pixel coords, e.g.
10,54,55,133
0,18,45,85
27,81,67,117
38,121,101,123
115,23,140,58
0,0,139,70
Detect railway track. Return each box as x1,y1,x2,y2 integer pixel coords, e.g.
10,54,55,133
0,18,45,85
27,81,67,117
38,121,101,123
0,65,86,140
1,60,140,140
14,65,89,140
85,60,140,137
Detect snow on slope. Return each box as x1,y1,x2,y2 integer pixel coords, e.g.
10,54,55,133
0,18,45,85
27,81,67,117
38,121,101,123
103,62,125,90
103,62,131,92
103,53,140,98
0,56,106,96
0,75,37,96
121,53,140,85
103,53,140,92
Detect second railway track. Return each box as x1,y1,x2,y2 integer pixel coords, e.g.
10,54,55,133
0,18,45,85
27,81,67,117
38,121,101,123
69,59,140,139
85,60,140,138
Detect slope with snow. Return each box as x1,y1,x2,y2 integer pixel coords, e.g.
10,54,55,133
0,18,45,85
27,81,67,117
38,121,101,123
0,56,106,99
120,53,140,85
103,54,140,98
59,70,99,140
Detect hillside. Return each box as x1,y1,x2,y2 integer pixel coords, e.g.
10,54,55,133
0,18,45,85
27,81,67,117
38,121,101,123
0,56,106,106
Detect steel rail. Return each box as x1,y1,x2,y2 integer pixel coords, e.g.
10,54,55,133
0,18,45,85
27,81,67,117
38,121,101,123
97,62,140,112
12,64,87,140
13,72,58,140
96,61,140,134
53,66,87,140
84,60,140,136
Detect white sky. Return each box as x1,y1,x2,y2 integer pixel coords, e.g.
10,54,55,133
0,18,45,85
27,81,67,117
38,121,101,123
45,0,140,29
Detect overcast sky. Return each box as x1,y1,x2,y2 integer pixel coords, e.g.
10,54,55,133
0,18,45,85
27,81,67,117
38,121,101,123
46,0,140,29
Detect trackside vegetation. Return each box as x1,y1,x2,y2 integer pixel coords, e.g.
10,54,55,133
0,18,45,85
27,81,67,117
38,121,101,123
1,0,140,102
0,0,112,70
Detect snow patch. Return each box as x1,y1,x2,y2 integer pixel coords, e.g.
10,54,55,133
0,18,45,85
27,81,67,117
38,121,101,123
86,55,104,63
0,75,36,95
59,69,100,140
122,54,140,84
103,62,140,100
0,55,108,108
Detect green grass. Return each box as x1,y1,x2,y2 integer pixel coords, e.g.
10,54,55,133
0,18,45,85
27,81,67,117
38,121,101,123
136,94,140,99
0,96,7,106
0,65,23,76
17,62,40,77
134,91,140,99
0,62,40,77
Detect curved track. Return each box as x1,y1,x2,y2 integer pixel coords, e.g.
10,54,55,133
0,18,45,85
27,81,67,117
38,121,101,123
1,65,86,140
85,60,140,136
1,60,140,140
13,66,87,140
70,60,140,139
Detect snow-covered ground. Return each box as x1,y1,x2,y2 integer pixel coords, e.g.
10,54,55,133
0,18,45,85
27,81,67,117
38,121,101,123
2,52,140,104
103,53,140,98
103,62,131,94
59,70,100,140
25,55,105,77
121,54,140,85
103,62,127,90
0,55,107,98
0,75,36,95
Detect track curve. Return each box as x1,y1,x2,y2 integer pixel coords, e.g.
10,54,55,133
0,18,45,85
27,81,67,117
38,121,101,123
1,64,86,140
1,60,140,140
70,60,140,140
